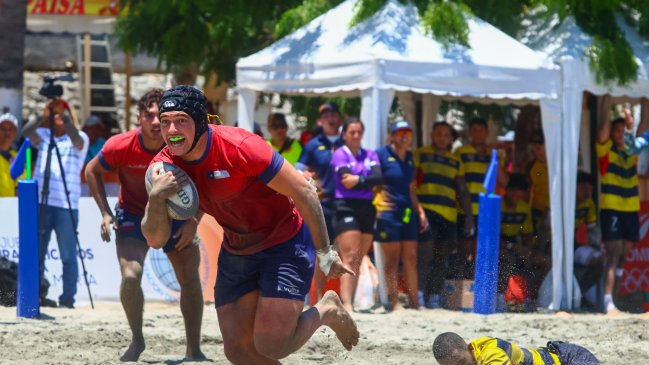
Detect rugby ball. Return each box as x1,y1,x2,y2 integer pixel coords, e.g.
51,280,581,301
145,162,199,221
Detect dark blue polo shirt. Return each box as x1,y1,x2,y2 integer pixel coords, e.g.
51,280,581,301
374,145,415,211
296,134,342,202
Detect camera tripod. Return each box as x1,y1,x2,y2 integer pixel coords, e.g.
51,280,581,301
38,99,94,309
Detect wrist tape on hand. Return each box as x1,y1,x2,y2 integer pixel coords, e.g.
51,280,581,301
316,245,338,275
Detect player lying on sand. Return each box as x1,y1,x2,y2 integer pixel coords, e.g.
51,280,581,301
142,85,359,364
433,332,601,365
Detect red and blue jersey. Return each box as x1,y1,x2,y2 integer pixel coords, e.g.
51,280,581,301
99,128,163,216
152,125,302,255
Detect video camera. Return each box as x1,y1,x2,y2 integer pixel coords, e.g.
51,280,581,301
39,74,74,99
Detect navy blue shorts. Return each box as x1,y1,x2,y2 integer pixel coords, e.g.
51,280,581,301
114,206,183,253
214,224,316,307
321,200,335,243
601,209,639,242
374,209,419,242
419,210,457,247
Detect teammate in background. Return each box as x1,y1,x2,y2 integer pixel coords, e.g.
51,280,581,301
85,89,205,362
433,332,601,365
596,95,642,314
374,120,427,310
266,112,302,165
499,173,535,309
528,131,550,241
453,118,503,277
295,103,344,302
331,118,381,312
573,171,604,308
142,86,358,364
414,121,473,308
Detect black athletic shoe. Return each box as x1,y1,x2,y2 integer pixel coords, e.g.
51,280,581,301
41,298,58,308
58,301,74,309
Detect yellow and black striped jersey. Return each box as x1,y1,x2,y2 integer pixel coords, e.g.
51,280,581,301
414,145,463,223
575,198,597,228
529,160,549,213
596,139,639,212
454,144,490,216
501,200,533,243
470,337,561,365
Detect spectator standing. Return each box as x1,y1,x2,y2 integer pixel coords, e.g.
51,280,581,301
499,173,535,309
414,121,473,308
596,95,640,314
22,99,89,308
453,118,492,277
573,171,604,309
266,112,302,165
331,118,381,312
0,112,21,196
85,89,205,361
295,103,343,301
82,114,108,164
528,130,550,240
374,120,427,310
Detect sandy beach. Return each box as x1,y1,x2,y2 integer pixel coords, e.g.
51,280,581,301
1,302,647,364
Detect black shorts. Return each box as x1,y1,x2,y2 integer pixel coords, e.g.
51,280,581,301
457,214,478,240
419,210,457,247
332,199,376,236
601,209,639,242
114,206,183,253
214,224,315,307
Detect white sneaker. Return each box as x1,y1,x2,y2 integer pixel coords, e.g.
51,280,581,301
605,296,619,313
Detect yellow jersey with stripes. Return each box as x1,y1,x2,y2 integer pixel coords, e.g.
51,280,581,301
529,160,549,212
0,149,19,197
454,144,490,215
470,337,561,365
414,145,463,223
575,198,596,228
596,139,639,212
501,200,533,243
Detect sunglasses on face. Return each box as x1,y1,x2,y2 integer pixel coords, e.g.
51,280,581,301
393,130,412,137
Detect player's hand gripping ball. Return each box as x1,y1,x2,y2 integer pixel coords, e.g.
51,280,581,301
145,162,199,221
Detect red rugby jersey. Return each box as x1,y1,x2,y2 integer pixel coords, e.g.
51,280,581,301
152,125,302,255
98,129,163,216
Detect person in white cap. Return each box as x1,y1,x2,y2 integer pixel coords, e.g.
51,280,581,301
0,112,21,197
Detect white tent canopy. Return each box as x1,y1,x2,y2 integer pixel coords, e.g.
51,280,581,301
237,0,570,309
521,8,649,309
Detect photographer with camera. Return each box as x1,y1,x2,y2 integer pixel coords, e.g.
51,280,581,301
22,97,89,308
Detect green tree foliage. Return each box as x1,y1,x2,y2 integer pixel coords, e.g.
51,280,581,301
115,0,302,83
542,0,639,86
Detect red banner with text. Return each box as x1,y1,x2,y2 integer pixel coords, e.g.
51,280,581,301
27,0,119,16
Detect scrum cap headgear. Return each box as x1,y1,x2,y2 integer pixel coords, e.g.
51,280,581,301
158,85,208,153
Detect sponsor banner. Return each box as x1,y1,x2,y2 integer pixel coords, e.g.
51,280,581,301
0,197,221,304
620,202,649,295
27,0,119,16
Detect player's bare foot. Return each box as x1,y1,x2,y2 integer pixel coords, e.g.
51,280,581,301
390,302,404,312
317,291,360,351
120,340,145,362
185,350,207,361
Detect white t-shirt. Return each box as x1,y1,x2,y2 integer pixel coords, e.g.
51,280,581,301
33,128,89,210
